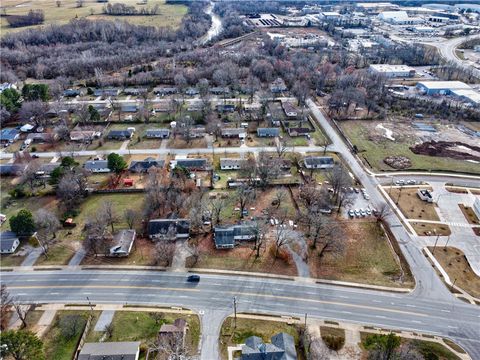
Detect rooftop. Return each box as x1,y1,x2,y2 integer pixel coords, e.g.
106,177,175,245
417,81,472,90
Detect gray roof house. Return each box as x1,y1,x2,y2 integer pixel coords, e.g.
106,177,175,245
148,219,190,240
257,128,280,137
93,88,120,97
123,87,147,95
214,223,257,249
153,86,178,95
0,163,27,176
0,128,20,143
78,341,140,360
107,129,134,140
84,160,110,173
171,158,208,171
129,158,164,173
121,103,138,113
108,229,136,257
221,128,246,138
185,87,199,96
270,78,288,93
145,128,170,139
303,156,334,169
0,231,20,254
241,332,297,360
220,158,247,170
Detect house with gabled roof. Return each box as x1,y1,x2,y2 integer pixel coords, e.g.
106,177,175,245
214,222,257,249
148,219,190,241
241,332,297,360
257,128,280,138
129,158,164,173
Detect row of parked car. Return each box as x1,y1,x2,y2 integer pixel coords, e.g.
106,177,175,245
395,179,417,186
348,208,376,218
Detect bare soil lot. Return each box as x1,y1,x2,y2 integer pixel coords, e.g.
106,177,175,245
387,187,440,221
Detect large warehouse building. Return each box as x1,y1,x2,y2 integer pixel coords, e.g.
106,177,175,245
369,64,416,78
416,81,472,95
378,11,423,24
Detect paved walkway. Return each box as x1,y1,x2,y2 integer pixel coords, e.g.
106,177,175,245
68,248,86,266
171,240,192,271
34,309,57,337
21,247,42,267
94,310,115,331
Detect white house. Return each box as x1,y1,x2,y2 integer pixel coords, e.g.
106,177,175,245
0,231,20,254
369,64,416,78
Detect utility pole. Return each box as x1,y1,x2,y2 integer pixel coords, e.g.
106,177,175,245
304,313,307,328
433,233,440,255
444,235,451,250
233,296,237,330
86,296,94,314
450,278,457,292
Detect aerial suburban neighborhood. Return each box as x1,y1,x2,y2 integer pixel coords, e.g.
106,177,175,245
0,0,479,359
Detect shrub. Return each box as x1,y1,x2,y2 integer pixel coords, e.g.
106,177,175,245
322,335,345,351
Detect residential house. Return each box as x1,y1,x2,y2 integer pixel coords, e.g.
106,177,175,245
153,86,178,96
84,160,110,173
216,104,236,113
241,332,297,360
282,102,298,118
78,341,141,360
210,87,230,95
303,156,334,169
38,162,61,176
19,124,34,133
108,229,136,257
158,319,189,346
145,128,170,139
0,231,20,254
0,128,20,144
257,128,280,138
63,89,81,97
26,133,58,143
93,88,120,97
121,103,137,113
185,87,199,96
70,131,99,142
123,88,147,96
129,158,164,173
221,128,246,139
171,158,208,171
243,103,261,113
148,219,190,240
214,223,257,249
0,83,16,93
287,127,310,137
417,189,434,203
0,163,27,176
107,128,135,140
152,102,173,113
270,78,288,93
220,158,246,170
190,127,206,138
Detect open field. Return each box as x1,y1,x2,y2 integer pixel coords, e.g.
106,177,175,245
0,0,187,35
309,221,414,288
430,247,480,299
387,187,440,221
340,120,480,175
219,317,305,360
86,311,200,357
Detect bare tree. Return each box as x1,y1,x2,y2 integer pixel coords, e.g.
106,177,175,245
149,331,193,360
124,209,138,230
57,169,89,212
204,195,229,231
257,152,281,188
34,209,61,258
272,189,287,209
235,185,255,219
18,101,48,126
99,200,118,233
325,164,352,205
1,285,12,330
12,300,28,329
20,161,41,190
154,241,176,267
275,137,289,158
84,213,108,256
253,219,269,259
374,203,391,223
59,314,84,340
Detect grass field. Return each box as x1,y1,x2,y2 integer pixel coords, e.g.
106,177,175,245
309,221,414,288
340,121,480,175
430,247,480,299
219,317,304,360
0,0,187,35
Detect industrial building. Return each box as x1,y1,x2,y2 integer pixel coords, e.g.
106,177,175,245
378,11,423,25
416,81,472,95
369,64,416,78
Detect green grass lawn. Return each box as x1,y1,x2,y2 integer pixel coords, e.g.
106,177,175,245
87,311,200,356
219,317,304,360
43,311,98,360
341,120,480,174
1,0,187,35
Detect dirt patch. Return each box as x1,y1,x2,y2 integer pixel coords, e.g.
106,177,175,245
410,141,480,162
383,155,411,170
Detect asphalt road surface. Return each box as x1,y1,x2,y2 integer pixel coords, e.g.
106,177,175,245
2,270,480,359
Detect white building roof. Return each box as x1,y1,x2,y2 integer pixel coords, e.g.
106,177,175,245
417,81,472,90
370,64,415,73
451,89,480,104
379,10,410,20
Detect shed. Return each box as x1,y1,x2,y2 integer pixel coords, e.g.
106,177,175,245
303,156,334,169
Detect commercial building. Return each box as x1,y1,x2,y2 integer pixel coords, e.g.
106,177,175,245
450,89,480,107
369,64,416,78
416,81,472,95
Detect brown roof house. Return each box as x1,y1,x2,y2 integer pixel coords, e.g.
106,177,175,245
158,318,189,347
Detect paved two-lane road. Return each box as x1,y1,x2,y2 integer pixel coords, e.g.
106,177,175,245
2,270,480,359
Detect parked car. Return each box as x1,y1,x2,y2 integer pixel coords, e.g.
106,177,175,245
360,209,366,217
354,209,360,217
187,275,200,282
354,188,360,194
366,209,372,216
348,210,355,218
